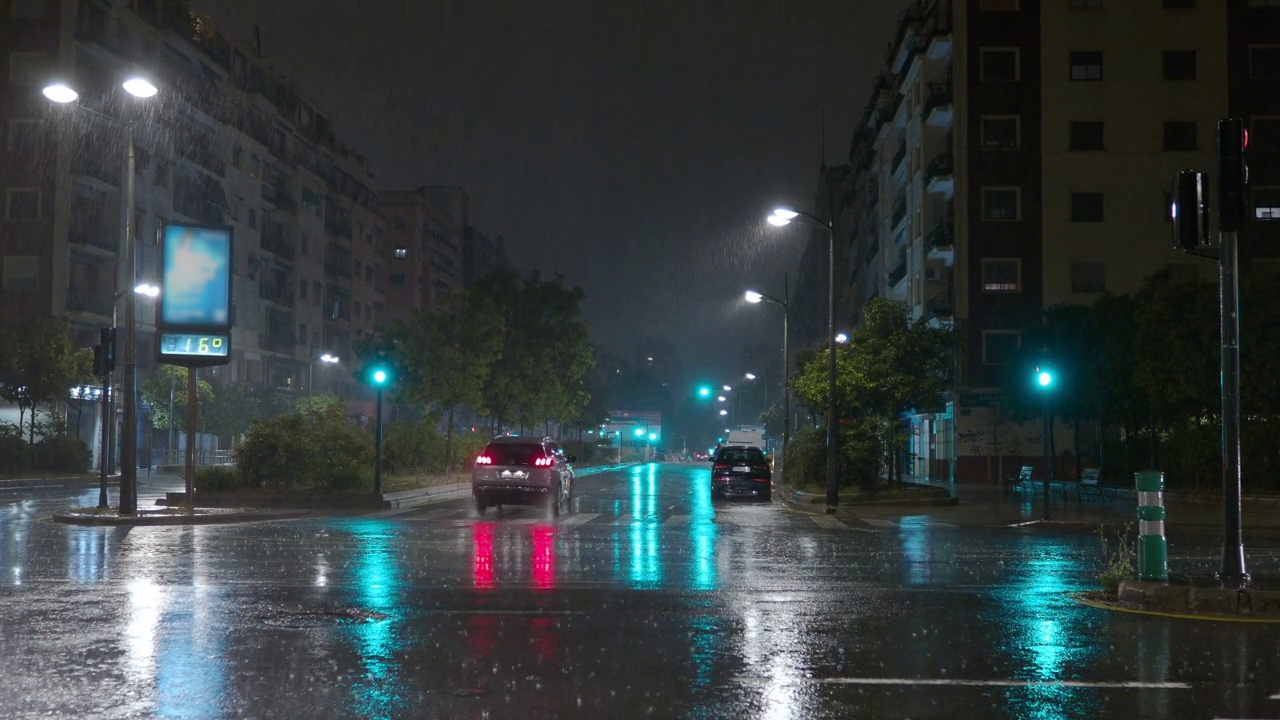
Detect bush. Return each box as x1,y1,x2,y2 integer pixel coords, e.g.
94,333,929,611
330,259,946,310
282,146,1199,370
0,424,31,475
449,430,490,471
34,435,90,473
782,422,882,491
196,465,256,493
382,421,444,475
235,403,373,492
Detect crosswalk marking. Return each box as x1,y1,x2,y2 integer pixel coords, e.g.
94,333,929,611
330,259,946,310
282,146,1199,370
664,514,690,526
611,514,632,525
811,514,847,529
862,518,896,528
560,513,599,526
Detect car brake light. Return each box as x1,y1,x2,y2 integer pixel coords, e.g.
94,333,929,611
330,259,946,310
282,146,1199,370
713,463,730,473
476,455,492,465
533,456,553,467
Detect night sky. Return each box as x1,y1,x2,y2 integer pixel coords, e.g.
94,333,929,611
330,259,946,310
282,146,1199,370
192,1,901,374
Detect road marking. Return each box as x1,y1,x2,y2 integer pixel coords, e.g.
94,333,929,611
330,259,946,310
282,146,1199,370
810,515,846,529
1270,691,1280,699
734,677,1192,690
862,518,896,528
664,515,690,526
559,513,599,526
611,514,632,525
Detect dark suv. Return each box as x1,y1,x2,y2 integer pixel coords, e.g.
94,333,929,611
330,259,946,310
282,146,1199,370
472,436,575,516
710,445,772,500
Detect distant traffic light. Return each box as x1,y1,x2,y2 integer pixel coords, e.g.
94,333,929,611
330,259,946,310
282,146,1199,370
697,385,712,398
366,349,392,387
1035,366,1054,389
1218,118,1248,233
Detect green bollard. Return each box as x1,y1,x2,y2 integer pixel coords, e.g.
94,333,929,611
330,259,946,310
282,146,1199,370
1135,470,1168,582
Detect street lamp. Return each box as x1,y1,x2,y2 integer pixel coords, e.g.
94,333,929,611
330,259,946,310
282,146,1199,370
768,207,838,512
46,74,159,515
744,281,790,457
1034,361,1056,520
308,352,340,413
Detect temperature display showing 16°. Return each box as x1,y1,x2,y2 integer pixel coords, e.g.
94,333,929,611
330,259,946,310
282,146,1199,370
160,333,229,357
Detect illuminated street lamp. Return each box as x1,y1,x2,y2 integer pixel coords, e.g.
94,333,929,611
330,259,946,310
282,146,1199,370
767,206,838,512
45,74,159,515
744,283,790,454
835,332,849,344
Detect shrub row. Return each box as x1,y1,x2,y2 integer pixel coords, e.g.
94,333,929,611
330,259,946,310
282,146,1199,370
0,425,90,475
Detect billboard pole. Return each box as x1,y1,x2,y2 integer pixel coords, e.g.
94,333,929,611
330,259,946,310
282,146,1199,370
185,367,197,506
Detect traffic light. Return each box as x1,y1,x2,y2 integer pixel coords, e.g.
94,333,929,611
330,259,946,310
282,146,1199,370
1171,170,1209,251
94,327,116,376
366,349,392,388
1035,365,1054,390
1218,118,1248,233
697,385,712,398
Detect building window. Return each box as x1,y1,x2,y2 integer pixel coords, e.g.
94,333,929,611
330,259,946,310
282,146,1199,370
300,282,308,300
390,273,406,286
313,282,322,305
982,331,1021,365
155,161,168,188
1163,51,1197,80
1070,51,1103,81
354,259,362,277
365,266,374,282
10,0,49,18
394,245,407,259
1071,192,1105,222
1250,46,1280,80
5,188,40,220
1069,121,1105,151
1070,0,1102,7
979,0,1019,9
981,48,1020,81
1070,262,1106,293
1162,0,1194,7
982,187,1021,221
231,145,243,169
981,116,1020,148
248,208,257,229
982,258,1021,292
2,256,39,288
1255,188,1280,220
6,119,38,152
7,52,48,84
393,214,406,230
1163,121,1198,151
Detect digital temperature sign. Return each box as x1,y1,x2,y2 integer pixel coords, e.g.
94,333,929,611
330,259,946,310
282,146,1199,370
159,333,229,358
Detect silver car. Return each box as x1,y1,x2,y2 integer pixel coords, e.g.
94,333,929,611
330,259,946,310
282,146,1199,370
472,436,575,516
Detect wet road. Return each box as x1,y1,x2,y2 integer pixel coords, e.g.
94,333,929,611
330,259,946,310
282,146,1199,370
2,464,1280,719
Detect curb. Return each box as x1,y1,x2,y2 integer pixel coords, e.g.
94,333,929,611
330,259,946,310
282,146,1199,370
51,509,313,526
1074,587,1280,623
781,484,958,510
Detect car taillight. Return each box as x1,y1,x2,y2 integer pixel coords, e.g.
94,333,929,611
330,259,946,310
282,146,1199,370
533,456,553,467
476,455,492,465
754,464,771,472
712,463,730,473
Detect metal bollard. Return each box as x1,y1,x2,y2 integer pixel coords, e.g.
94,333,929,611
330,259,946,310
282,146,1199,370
1135,470,1168,582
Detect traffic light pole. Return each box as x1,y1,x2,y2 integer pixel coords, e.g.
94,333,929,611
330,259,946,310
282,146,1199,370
374,386,384,494
1041,396,1051,521
98,364,111,509
1219,228,1248,586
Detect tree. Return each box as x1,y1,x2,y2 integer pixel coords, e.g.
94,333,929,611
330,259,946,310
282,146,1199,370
202,381,261,448
0,319,90,445
140,365,215,434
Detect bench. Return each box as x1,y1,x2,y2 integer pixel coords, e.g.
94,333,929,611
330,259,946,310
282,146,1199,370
1006,466,1036,495
1076,468,1105,502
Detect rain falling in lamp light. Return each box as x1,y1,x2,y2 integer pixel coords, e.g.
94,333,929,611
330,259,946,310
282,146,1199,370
767,207,839,512
45,75,159,515
745,285,791,455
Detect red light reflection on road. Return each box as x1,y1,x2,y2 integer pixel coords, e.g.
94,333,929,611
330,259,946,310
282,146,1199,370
472,522,495,589
532,525,556,590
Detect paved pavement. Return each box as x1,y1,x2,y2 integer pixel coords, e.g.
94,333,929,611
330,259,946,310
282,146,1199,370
2,463,1280,719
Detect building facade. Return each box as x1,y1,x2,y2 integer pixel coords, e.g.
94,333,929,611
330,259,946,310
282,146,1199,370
812,0,1275,482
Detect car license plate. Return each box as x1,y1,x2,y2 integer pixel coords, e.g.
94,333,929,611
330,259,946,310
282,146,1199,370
733,466,750,472
500,470,527,479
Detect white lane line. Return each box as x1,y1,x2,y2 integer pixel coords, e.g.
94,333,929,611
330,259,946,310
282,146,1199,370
734,677,1192,690
664,515,690,526
611,514,632,525
559,513,599,526
861,518,896,528
1270,691,1280,699
810,515,846,529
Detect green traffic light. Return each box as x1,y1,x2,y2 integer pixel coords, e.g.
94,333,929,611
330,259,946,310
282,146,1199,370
698,386,711,398
374,369,388,385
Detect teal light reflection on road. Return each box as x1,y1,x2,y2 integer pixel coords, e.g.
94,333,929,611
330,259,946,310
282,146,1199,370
345,519,406,720
627,465,661,587
688,467,718,591
898,515,930,585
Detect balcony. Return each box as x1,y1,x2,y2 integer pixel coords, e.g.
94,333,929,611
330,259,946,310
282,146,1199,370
66,288,113,318
260,223,295,262
69,219,117,253
865,236,880,264
324,243,353,280
866,185,879,209
175,137,226,177
891,192,908,229
923,83,953,128
887,259,908,288
71,152,119,188
259,330,296,355
259,278,296,308
926,291,954,322
891,143,907,177
926,221,954,265
926,153,954,197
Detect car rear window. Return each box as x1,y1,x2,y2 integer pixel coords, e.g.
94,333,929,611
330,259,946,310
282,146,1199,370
716,448,765,464
484,442,544,466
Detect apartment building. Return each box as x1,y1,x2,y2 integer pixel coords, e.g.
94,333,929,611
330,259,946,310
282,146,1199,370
0,1,385,431
378,185,465,325
807,0,1276,482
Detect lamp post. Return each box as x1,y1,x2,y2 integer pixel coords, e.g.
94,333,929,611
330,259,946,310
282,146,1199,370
1035,363,1055,521
308,352,340,412
768,208,838,512
745,279,790,455
45,75,159,515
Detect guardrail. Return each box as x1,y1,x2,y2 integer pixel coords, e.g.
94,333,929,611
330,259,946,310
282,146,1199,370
151,449,234,468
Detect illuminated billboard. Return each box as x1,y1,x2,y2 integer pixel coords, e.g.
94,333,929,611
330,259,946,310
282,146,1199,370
158,223,233,367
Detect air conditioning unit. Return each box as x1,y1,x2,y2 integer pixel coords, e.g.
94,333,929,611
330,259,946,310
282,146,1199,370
924,267,945,282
